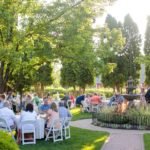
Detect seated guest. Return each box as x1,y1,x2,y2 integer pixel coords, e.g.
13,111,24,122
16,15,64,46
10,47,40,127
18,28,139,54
0,101,16,129
39,97,51,114
20,103,37,123
17,103,37,143
46,102,60,128
0,94,5,108
108,92,125,106
90,93,102,105
58,101,72,119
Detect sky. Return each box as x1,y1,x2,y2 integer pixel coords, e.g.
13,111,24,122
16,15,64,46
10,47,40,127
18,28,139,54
97,0,150,42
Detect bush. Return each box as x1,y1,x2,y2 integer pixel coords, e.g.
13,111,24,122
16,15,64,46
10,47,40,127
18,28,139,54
0,130,19,150
97,113,129,124
96,105,150,128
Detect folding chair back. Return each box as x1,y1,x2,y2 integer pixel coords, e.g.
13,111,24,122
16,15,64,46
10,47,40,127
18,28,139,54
0,117,15,140
21,120,36,145
45,119,63,142
62,117,71,139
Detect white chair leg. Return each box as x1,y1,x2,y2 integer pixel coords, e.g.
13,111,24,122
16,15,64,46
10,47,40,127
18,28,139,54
65,127,70,139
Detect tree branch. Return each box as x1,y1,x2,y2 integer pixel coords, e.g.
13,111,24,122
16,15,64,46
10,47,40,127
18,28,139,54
49,0,84,23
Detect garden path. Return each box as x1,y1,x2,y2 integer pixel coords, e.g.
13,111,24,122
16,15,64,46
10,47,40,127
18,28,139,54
71,119,150,150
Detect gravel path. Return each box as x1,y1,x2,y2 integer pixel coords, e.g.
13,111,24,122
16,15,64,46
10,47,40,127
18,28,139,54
71,119,150,150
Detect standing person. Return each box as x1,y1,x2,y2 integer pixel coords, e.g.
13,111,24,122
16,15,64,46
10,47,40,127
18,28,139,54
140,84,146,106
0,94,5,108
21,94,33,110
32,94,41,107
69,92,75,107
145,86,150,103
32,93,41,113
75,94,85,112
6,91,13,102
90,93,102,105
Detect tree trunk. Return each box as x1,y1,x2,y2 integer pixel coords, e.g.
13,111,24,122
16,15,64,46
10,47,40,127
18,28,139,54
34,82,44,98
116,84,120,93
0,62,11,94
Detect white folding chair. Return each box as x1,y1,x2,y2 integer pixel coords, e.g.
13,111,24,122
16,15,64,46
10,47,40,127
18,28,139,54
61,117,71,140
45,119,63,142
21,120,36,145
0,117,15,140
81,101,90,112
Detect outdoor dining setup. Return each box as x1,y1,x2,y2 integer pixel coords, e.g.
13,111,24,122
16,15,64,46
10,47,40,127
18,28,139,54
0,93,72,145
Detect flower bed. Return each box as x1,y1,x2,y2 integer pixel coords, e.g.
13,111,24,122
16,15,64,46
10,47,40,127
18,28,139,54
92,106,150,130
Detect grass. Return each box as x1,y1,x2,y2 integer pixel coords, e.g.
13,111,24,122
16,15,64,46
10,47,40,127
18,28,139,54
144,133,150,150
70,107,92,121
20,127,109,150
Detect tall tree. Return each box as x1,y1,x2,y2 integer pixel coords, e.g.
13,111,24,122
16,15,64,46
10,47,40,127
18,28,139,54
122,14,141,82
0,0,116,94
97,26,125,91
100,14,128,91
144,16,150,84
58,2,100,92
105,14,119,30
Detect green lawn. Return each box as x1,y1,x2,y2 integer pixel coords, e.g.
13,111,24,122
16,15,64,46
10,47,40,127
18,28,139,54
144,133,150,150
20,127,109,150
70,107,92,121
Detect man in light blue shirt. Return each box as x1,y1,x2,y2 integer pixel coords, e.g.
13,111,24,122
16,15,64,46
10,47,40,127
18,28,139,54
108,92,125,106
58,101,72,119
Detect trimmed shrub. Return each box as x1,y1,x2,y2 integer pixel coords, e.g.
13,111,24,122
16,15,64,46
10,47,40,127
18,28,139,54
95,106,150,129
0,130,19,150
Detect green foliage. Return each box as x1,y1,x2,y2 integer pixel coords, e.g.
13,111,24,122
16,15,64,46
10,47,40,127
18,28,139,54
97,19,126,90
105,14,120,30
33,63,53,86
144,16,150,84
0,0,116,93
58,3,96,90
0,130,19,150
123,14,141,81
44,87,114,98
97,106,150,127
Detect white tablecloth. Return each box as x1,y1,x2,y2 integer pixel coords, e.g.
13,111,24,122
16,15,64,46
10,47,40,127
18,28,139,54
15,115,45,139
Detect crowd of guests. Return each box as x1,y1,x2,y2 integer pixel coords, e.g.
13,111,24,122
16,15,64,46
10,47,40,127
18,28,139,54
0,92,72,143
1,86,150,142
